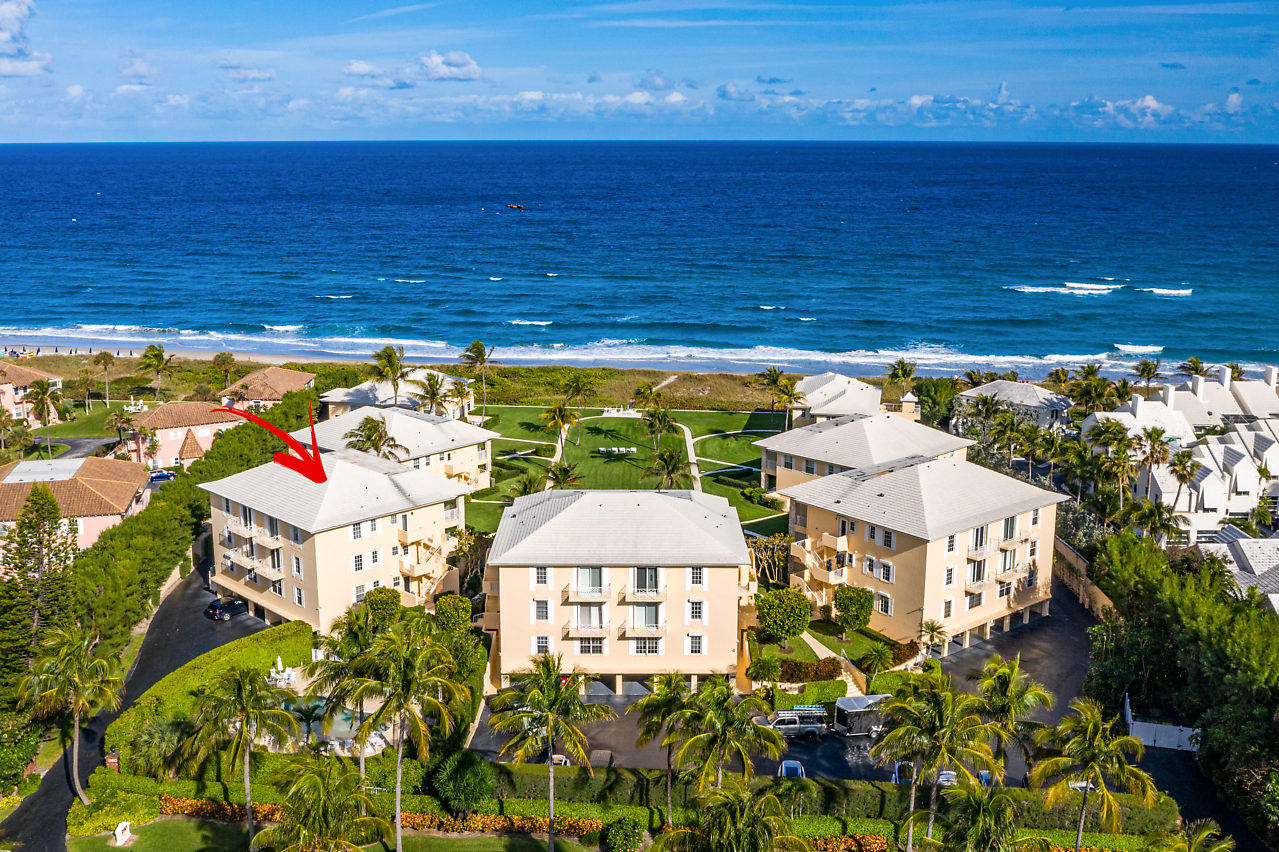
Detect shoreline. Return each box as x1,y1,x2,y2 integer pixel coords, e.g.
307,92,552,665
0,331,1208,381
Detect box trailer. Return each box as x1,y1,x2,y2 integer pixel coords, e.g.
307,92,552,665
833,694,890,736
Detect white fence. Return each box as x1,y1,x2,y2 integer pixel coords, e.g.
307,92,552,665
1124,693,1199,751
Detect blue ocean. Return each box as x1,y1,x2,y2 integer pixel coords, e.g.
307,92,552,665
3,141,1277,376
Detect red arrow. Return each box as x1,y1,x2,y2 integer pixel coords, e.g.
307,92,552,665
212,404,328,484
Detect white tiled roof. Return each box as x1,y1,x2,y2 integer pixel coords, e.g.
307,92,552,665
1230,381,1279,419
754,413,972,470
1083,400,1196,445
320,367,471,407
795,372,882,418
198,448,467,533
295,406,498,457
1202,526,1279,607
958,380,1072,411
780,457,1066,542
487,490,750,567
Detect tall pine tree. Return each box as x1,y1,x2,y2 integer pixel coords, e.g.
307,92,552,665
0,485,76,703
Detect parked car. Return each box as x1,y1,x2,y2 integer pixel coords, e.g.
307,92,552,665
204,598,249,621
148,470,176,483
777,760,807,778
757,705,827,740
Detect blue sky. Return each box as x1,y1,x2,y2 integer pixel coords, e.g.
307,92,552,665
0,0,1275,141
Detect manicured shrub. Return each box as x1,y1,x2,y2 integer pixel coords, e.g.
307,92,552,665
755,588,810,647
363,587,402,630
434,594,472,638
834,586,873,637
0,713,41,790
774,679,848,710
890,640,921,666
777,657,841,683
67,789,160,837
604,816,644,852
433,748,495,815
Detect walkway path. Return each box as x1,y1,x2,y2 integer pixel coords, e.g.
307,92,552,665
798,631,864,696
651,375,678,393
675,423,701,491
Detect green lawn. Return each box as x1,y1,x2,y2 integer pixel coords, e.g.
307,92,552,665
492,437,552,457
20,441,69,459
807,620,898,665
701,468,778,521
753,634,818,664
466,497,508,534
561,417,687,490
743,514,789,537
693,430,770,467
47,400,129,438
481,405,601,444
673,409,785,438
68,818,597,852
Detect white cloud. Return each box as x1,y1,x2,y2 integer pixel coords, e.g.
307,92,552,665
665,90,686,104
216,59,276,83
1225,91,1243,113
347,3,435,23
637,70,674,91
112,83,150,95
419,49,481,81
0,0,51,76
344,60,385,77
117,50,160,85
716,81,753,101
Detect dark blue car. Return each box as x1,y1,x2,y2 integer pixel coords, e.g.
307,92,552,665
148,470,176,483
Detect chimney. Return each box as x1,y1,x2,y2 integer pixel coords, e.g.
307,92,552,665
1162,383,1176,405
1219,364,1232,391
1192,375,1206,399
1267,365,1278,389
1130,393,1143,413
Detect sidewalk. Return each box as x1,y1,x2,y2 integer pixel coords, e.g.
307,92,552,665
798,631,864,696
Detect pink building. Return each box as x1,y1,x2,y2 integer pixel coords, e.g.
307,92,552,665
0,361,63,428
0,458,151,552
127,402,241,470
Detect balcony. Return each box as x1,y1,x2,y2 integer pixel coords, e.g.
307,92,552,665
562,583,611,603
965,574,993,593
621,621,664,638
444,508,459,522
563,621,609,639
620,585,666,603
967,541,995,558
255,562,285,582
226,548,266,574
226,518,258,539
397,527,410,546
998,536,1030,551
819,532,853,552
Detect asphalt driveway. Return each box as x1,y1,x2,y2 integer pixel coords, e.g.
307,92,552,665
0,569,266,852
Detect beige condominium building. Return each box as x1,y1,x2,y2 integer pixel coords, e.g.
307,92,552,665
293,405,500,490
755,413,973,495
482,490,756,694
200,448,469,631
782,457,1066,653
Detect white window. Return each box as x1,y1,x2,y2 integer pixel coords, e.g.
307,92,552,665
970,525,986,549
412,458,420,469
223,497,232,513
354,584,366,603
635,602,660,627
391,545,399,557
782,454,794,470
863,556,875,574
882,530,894,549
803,458,816,475
944,565,954,587
353,554,364,572
943,599,953,619
998,581,1012,598
392,576,400,588
1031,508,1040,526
635,638,660,655
294,588,304,606
370,549,380,565
876,593,893,615
270,550,282,571
689,565,705,587
969,559,985,583
266,516,280,538
241,505,253,526
290,525,302,544
689,600,704,622
867,525,877,543
1003,516,1016,541
967,591,983,609
534,600,550,621
292,556,303,577
270,579,282,596
1000,549,1015,573
839,518,856,536
1029,540,1038,558
579,638,603,655
351,522,362,540
535,566,548,586
370,517,379,533
579,603,603,628
878,562,894,583
947,534,956,553
688,634,704,655
371,580,380,589
535,636,550,655
401,514,409,530
792,502,807,528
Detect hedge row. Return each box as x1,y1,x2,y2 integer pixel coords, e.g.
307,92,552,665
778,657,843,682
774,679,849,711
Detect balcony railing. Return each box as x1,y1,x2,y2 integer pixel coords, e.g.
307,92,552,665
444,508,459,522
998,536,1030,551
965,574,993,592
226,518,258,539
621,621,664,638
563,621,609,639
562,583,611,603
621,585,665,603
967,541,995,558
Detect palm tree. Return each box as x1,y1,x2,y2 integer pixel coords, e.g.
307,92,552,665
861,643,894,676
212,351,236,391
1046,368,1070,389
774,379,807,429
71,370,94,413
1061,440,1098,501
184,666,296,838
673,675,782,790
304,607,379,780
1177,356,1208,377
446,380,471,419
989,413,1020,462
92,350,115,404
968,654,1054,778
1086,418,1130,456
1070,377,1112,415
916,781,1050,852
758,365,785,395
489,654,616,852
871,684,933,852
459,339,496,416
1074,362,1102,382
24,379,62,459
1225,362,1246,382
6,424,33,458
409,372,447,415
644,447,692,489
628,673,691,826
140,343,175,400
343,414,408,460
560,373,596,445
1103,443,1137,510
514,470,548,496
546,461,584,489
918,620,948,655
968,395,1006,439
1030,698,1156,852
1150,820,1235,852
1112,378,1134,403
652,780,809,852
1132,359,1162,393
356,617,465,852
541,402,580,447
632,381,661,410
373,345,410,407
291,701,326,750
643,406,678,451
251,753,389,852
1138,427,1172,499
0,407,13,452
1169,450,1202,512
1040,429,1066,483
19,627,123,806
1130,498,1188,545
888,358,918,393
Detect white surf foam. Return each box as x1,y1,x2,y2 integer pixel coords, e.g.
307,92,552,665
393,279,426,284
798,317,817,322
264,324,304,332
1064,281,1124,291
317,295,354,299
506,320,553,326
1005,286,1108,296
1115,344,1164,354
489,277,503,281
546,273,558,277
757,305,784,310
1138,288,1193,297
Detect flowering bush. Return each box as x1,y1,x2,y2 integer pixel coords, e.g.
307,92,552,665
158,795,282,822
394,811,603,836
807,836,889,851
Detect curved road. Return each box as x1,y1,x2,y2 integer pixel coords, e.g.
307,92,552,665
0,569,265,852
